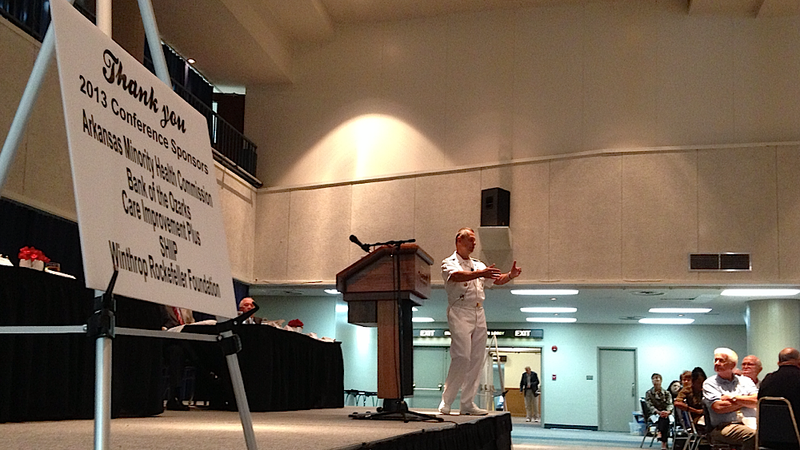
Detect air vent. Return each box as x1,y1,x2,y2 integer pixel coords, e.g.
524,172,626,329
690,253,751,271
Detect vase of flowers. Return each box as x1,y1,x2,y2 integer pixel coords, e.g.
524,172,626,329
18,246,50,271
287,319,304,333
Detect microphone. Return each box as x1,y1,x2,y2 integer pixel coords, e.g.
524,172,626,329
349,235,371,253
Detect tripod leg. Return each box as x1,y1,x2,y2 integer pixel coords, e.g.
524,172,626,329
223,333,258,450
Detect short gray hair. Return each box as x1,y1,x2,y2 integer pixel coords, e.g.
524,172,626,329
714,347,738,365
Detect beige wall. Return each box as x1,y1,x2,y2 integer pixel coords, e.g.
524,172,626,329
254,145,800,286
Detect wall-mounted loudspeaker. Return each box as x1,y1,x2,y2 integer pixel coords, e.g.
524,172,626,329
481,188,510,227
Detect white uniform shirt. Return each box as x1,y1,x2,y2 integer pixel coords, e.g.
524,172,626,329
441,251,494,308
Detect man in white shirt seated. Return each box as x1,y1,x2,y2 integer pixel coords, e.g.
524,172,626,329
703,347,758,450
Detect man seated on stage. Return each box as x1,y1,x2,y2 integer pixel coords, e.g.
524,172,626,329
238,297,262,324
757,347,800,420
703,347,758,450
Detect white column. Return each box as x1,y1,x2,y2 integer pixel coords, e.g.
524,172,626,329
745,299,800,374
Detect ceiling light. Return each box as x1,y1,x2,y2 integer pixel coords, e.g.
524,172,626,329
520,307,577,313
412,317,435,323
187,58,196,64
324,289,340,295
720,289,800,297
511,289,579,296
526,317,577,323
639,318,695,325
649,308,712,314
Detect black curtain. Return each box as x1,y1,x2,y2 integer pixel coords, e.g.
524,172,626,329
0,198,85,283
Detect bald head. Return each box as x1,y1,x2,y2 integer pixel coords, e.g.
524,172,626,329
778,347,800,367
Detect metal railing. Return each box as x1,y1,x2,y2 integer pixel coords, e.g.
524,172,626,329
170,82,261,188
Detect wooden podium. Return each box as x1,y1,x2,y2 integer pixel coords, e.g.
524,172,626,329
336,243,432,400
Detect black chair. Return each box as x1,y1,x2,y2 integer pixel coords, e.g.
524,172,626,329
676,409,697,450
641,398,673,448
756,397,800,450
702,403,740,450
641,398,659,448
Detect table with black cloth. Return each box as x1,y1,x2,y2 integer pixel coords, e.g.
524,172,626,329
0,266,344,422
0,266,164,422
183,324,344,412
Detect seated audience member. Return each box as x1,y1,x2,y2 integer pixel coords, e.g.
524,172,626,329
741,355,763,387
675,367,707,428
238,297,262,324
668,378,683,400
161,306,195,411
703,348,757,450
757,347,800,420
646,373,674,450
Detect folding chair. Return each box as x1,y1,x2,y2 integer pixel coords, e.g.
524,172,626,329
756,396,800,450
641,398,659,448
702,403,740,450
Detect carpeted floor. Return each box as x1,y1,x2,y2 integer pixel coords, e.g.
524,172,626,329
0,406,499,450
1,406,663,450
511,417,670,450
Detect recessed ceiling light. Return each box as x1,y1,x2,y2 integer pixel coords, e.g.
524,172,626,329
324,289,340,295
520,307,577,313
511,289,579,296
720,289,800,297
412,317,435,323
526,317,577,323
187,58,196,64
639,318,695,325
649,308,712,314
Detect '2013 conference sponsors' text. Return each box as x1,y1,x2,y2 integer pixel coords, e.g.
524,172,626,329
76,48,220,298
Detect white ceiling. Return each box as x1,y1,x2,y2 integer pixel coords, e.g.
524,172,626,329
150,0,800,86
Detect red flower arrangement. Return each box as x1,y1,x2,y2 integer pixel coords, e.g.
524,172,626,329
288,319,304,328
18,246,50,263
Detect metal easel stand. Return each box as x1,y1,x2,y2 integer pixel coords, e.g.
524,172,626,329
85,270,120,450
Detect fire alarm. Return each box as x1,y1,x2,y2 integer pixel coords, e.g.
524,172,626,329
551,345,558,352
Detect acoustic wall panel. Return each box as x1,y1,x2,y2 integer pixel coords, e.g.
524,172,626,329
696,147,779,282
549,156,622,281
287,186,353,282
621,152,698,281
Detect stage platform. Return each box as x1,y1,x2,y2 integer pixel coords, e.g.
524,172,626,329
0,406,511,450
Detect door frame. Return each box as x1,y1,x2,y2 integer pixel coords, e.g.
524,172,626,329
597,347,638,431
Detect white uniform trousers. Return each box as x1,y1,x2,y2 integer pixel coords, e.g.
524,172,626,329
441,304,487,409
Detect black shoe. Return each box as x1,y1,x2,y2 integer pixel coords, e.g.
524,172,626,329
166,398,189,411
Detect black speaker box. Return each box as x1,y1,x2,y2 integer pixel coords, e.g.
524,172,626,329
481,188,510,226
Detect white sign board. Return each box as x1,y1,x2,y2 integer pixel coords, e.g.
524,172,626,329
50,0,236,318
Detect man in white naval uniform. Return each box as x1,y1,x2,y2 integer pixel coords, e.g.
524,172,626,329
439,227,521,415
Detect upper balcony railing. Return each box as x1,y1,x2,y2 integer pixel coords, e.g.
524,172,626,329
169,81,261,188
